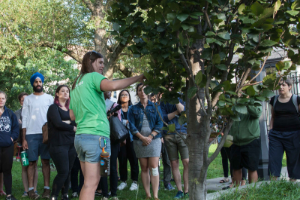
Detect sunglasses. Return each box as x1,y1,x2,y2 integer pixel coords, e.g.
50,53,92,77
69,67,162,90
121,94,129,97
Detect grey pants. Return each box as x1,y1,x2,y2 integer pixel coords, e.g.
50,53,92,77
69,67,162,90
160,143,172,186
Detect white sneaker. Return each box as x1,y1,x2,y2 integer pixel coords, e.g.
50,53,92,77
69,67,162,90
117,182,127,190
129,182,138,191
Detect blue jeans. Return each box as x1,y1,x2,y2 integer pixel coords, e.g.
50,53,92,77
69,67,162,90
74,134,111,163
25,134,50,161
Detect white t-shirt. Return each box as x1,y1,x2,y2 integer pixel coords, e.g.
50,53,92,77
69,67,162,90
22,93,53,135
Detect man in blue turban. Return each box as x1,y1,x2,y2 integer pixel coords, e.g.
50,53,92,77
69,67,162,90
22,72,53,199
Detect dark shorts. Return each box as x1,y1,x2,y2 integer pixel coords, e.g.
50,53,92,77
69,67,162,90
269,129,300,179
231,138,260,171
164,134,189,161
26,134,50,161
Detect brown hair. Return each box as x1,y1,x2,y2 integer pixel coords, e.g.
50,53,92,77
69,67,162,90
18,92,28,102
72,51,103,89
279,78,292,87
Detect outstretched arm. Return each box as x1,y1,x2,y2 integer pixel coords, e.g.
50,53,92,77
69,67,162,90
100,75,144,92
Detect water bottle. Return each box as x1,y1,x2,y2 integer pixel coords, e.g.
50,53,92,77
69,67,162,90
21,151,29,167
100,148,109,177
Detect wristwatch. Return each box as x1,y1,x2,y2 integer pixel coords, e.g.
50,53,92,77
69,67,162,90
150,133,155,139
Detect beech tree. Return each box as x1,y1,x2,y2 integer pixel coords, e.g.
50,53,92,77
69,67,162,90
108,0,300,199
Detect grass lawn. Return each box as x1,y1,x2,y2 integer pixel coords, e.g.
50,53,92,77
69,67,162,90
9,144,287,199
219,180,300,200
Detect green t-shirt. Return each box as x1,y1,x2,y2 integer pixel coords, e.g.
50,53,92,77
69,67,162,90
70,72,109,137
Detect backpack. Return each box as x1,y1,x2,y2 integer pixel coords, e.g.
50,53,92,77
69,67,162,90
273,94,299,113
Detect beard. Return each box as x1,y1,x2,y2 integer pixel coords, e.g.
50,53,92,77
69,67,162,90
33,85,43,93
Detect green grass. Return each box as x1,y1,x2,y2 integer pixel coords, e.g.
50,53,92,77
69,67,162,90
218,180,300,200
9,144,287,199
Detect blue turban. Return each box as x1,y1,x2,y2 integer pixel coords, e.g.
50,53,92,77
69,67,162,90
30,72,44,86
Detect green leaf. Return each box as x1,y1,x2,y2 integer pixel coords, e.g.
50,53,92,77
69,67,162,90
133,38,140,43
235,105,248,114
113,23,120,31
255,96,266,101
226,91,237,96
167,13,176,21
168,124,176,132
251,2,264,16
188,87,198,98
231,115,241,121
177,14,189,22
206,31,215,36
217,13,226,21
157,26,165,32
260,40,278,47
286,10,299,16
291,64,296,70
143,71,151,80
190,12,203,19
218,100,226,107
133,54,140,58
246,86,256,96
288,50,295,58
237,98,250,104
195,71,203,86
261,89,275,98
292,0,300,10
178,114,187,125
275,61,285,71
274,0,281,13
212,54,221,64
238,3,246,14
216,64,227,71
217,31,230,40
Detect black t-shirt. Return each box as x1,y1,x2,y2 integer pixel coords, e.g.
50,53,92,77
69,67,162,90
47,104,75,146
123,111,128,120
269,95,300,131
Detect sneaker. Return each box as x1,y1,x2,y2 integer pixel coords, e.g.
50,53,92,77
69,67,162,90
95,190,102,196
42,189,51,198
28,190,39,200
174,191,184,199
71,192,78,198
61,194,70,200
117,182,127,190
110,197,119,200
22,192,28,197
6,195,17,200
129,182,138,191
101,197,108,200
164,182,175,191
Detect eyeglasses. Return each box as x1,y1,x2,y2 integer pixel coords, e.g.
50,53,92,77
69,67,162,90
121,94,129,97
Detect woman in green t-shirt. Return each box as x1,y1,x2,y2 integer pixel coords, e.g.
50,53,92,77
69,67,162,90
69,51,144,200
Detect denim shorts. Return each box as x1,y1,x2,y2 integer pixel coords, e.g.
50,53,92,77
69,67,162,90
26,134,50,161
74,134,111,163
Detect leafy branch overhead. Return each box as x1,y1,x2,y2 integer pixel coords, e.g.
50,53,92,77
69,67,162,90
109,0,300,122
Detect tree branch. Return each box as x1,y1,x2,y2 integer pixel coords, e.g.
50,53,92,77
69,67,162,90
248,52,270,83
115,63,133,77
203,2,213,31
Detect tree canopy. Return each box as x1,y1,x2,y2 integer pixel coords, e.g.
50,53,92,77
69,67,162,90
108,0,300,199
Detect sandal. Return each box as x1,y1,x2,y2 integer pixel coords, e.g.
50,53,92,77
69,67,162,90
219,178,229,183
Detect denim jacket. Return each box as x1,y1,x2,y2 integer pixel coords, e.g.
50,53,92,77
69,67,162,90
128,100,163,140
160,98,187,136
121,105,133,142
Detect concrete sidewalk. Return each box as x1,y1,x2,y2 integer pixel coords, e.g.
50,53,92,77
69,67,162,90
206,167,289,199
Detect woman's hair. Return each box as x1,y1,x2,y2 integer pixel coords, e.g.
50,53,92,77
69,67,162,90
117,90,132,106
136,83,144,95
18,92,28,102
54,85,70,109
279,78,292,87
72,51,103,89
0,91,6,99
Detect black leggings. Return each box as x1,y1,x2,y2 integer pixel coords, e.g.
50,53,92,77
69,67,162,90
49,144,77,197
118,137,139,182
0,145,14,195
